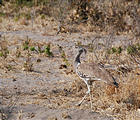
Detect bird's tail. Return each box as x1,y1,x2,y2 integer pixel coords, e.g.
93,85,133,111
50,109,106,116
112,76,119,88
113,81,119,88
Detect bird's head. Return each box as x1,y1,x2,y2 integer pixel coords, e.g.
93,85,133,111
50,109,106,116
74,47,87,66
78,47,87,55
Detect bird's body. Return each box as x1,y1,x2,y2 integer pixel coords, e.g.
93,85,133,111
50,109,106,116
74,47,118,109
76,62,117,85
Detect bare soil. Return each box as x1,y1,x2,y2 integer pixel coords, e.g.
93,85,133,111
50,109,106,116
0,31,140,120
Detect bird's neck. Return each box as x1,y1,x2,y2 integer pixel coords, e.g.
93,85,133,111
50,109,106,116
75,52,82,66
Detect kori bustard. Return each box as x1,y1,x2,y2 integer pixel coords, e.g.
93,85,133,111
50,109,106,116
74,47,118,109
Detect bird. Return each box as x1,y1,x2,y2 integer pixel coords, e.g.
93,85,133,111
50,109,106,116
74,47,118,109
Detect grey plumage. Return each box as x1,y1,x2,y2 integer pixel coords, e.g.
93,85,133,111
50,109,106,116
77,62,118,86
74,47,118,109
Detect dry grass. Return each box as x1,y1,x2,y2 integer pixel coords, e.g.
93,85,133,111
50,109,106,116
0,1,140,120
0,0,140,35
0,35,139,119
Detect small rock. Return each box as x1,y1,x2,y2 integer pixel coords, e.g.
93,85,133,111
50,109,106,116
12,78,17,82
59,64,67,69
37,58,41,62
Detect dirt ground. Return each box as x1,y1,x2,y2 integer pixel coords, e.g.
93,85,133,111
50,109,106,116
0,30,140,120
1,1,140,119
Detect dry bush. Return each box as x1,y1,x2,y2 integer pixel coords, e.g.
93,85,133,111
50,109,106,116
69,0,140,34
1,0,140,35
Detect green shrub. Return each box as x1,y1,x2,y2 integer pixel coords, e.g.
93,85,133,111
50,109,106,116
111,47,117,53
45,44,53,57
117,47,123,54
23,44,29,50
23,38,30,50
30,46,35,51
127,45,137,54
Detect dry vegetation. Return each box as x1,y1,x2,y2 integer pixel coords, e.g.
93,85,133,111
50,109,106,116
0,0,140,120
0,0,140,35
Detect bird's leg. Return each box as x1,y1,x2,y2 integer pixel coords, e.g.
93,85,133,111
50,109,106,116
76,81,89,106
87,83,93,110
77,93,88,106
77,81,93,109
